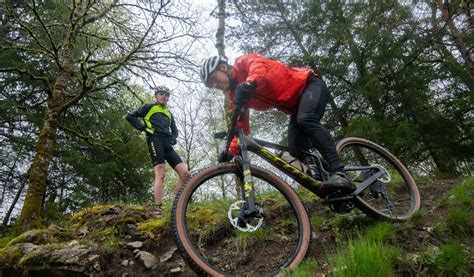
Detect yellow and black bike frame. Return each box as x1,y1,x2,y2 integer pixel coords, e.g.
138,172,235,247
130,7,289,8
234,129,387,202
234,128,326,208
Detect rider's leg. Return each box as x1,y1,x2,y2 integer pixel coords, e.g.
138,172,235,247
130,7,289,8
147,136,167,205
288,117,311,158
153,164,166,205
295,76,354,189
295,76,343,172
173,163,190,193
165,144,189,196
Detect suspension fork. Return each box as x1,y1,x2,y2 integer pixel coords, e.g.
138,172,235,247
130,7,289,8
236,129,258,217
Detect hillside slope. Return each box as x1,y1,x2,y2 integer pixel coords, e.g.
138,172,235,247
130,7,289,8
0,178,472,276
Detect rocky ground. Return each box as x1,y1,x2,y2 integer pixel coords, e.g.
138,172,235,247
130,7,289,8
0,178,469,276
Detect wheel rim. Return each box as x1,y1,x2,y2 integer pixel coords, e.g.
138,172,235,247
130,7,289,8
176,165,308,275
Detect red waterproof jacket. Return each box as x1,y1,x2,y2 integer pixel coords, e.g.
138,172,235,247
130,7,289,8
228,53,315,153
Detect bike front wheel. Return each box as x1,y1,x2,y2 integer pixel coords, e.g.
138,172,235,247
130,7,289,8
336,137,420,221
172,163,311,276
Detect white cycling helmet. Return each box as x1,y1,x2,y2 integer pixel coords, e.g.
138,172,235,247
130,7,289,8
153,85,171,95
200,56,228,85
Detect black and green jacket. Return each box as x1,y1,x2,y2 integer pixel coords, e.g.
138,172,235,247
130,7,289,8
126,102,178,140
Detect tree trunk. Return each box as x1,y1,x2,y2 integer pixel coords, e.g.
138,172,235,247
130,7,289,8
18,88,64,229
216,0,226,57
437,0,474,79
17,0,77,228
3,179,26,226
422,135,457,177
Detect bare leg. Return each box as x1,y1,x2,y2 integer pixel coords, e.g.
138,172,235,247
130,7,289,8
153,164,166,205
174,163,190,194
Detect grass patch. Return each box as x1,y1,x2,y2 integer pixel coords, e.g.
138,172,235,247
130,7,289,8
437,178,474,235
329,239,400,276
310,215,326,229
408,209,427,222
282,258,319,276
418,242,470,275
102,234,120,251
363,221,396,243
435,242,469,275
325,221,401,276
233,227,273,253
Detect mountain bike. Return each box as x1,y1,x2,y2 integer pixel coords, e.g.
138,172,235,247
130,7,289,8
172,106,420,276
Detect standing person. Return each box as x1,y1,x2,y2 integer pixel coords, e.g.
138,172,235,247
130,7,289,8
200,53,354,190
126,86,190,207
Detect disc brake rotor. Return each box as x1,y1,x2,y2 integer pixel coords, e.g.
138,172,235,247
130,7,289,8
227,200,263,232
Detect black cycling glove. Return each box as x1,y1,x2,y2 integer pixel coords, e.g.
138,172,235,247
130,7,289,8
234,81,257,107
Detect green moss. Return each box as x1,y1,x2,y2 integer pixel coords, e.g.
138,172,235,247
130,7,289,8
115,216,139,225
123,204,146,214
137,216,170,233
18,243,64,268
69,204,113,223
88,227,113,241
0,235,18,249
2,228,62,249
185,204,227,232
0,245,23,268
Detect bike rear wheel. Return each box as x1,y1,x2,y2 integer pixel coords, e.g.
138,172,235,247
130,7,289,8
336,137,420,221
172,163,311,276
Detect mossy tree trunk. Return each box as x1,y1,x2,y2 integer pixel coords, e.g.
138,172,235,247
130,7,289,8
18,27,75,230
18,82,66,229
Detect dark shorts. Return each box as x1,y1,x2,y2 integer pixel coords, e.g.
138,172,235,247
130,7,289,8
146,136,183,168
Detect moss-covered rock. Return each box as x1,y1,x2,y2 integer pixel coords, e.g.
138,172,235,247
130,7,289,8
0,242,37,269
0,204,184,275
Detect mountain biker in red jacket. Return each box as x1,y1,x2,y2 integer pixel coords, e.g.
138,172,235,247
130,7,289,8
200,53,354,189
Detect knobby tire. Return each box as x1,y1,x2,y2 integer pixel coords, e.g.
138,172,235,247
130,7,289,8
172,163,312,276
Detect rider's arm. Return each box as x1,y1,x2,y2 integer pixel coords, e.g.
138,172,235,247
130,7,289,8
234,53,268,87
125,103,152,132
228,96,250,154
170,113,178,142
228,94,250,135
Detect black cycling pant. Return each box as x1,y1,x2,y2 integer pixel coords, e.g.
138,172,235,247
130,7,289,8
146,135,183,168
287,75,344,173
